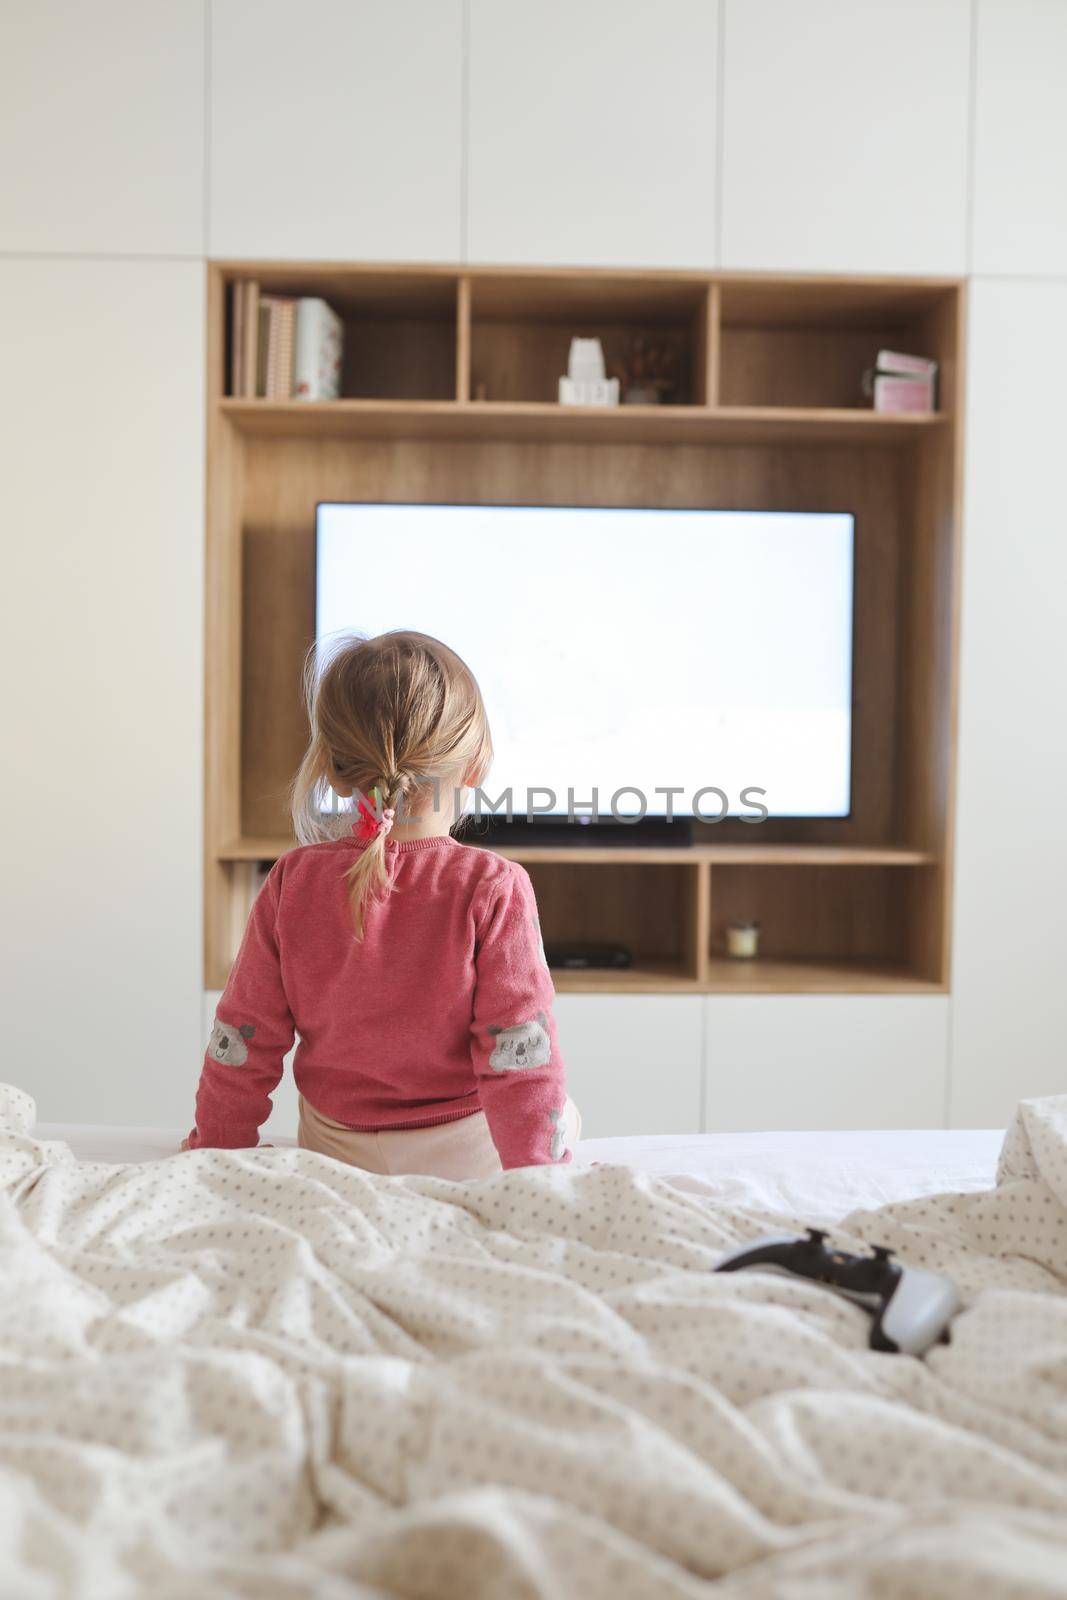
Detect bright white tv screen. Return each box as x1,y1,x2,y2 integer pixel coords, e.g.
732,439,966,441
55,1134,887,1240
316,503,854,820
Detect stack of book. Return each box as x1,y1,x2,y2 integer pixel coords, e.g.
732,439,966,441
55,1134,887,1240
228,280,344,401
862,350,938,413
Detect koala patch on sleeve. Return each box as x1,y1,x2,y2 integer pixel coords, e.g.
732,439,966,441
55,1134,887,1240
487,1012,551,1072
207,1018,256,1067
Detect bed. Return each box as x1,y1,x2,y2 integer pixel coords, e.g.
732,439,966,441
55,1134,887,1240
37,1118,1004,1226
5,1085,1066,1597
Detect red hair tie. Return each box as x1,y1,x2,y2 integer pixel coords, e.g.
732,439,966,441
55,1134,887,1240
354,789,396,842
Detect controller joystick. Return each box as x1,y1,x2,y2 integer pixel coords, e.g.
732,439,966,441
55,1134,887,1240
714,1230,960,1356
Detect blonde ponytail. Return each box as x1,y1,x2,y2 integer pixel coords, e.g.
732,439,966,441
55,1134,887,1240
289,634,492,939
337,771,409,939
341,818,389,939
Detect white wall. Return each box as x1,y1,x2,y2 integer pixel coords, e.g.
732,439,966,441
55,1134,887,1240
467,0,720,269
0,259,204,1125
971,0,1067,277
705,999,949,1132
720,0,972,274
209,0,464,260
948,0,1067,1125
0,0,204,256
0,2,207,1128
3,0,1065,1131
949,279,1067,1125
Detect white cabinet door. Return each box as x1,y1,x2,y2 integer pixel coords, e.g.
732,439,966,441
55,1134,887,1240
0,0,204,255
972,0,1067,276
720,0,970,274
705,998,949,1131
467,0,719,269
209,0,463,261
950,280,1067,1127
0,260,203,1128
553,996,704,1138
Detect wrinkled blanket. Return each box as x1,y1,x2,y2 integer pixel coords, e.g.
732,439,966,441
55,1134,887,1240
2,1081,1066,1599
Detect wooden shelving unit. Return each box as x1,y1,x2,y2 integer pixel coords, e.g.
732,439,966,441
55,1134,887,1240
204,262,965,996
219,397,947,447
217,840,934,866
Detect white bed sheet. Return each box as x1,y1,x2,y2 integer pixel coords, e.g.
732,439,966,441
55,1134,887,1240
35,1120,1002,1225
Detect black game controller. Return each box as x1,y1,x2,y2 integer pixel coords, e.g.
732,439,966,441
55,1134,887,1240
714,1227,960,1356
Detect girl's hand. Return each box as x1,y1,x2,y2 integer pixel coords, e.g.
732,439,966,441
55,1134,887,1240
179,1137,190,1152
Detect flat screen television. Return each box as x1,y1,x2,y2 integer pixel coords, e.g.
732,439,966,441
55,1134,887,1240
315,502,855,828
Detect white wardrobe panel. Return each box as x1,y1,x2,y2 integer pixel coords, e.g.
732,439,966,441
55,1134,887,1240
721,0,970,274
468,0,719,268
972,0,1067,276
705,998,948,1131
0,260,203,1128
0,1,204,255
209,0,463,261
553,996,704,1138
950,280,1067,1127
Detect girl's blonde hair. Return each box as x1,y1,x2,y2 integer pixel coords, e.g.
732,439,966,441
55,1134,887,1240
290,630,493,937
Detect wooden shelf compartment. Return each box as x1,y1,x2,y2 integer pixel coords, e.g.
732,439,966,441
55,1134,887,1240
218,396,947,447
517,859,707,987
207,845,944,998
220,264,463,403
719,276,955,414
548,955,941,995
483,842,936,868
204,262,964,997
216,838,935,866
552,959,704,994
706,861,944,992
229,422,922,848
704,955,943,994
468,271,715,406
213,261,958,422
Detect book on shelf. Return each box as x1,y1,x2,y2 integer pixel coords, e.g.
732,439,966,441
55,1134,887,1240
256,301,270,396
229,281,244,398
260,294,296,400
862,349,938,414
226,281,343,401
240,280,260,399
293,297,344,401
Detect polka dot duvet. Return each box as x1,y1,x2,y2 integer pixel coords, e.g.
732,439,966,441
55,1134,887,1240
1,1082,1066,1598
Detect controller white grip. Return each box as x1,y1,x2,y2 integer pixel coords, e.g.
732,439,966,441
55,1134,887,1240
879,1265,961,1356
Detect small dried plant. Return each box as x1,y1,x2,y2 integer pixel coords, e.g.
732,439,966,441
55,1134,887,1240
611,332,681,403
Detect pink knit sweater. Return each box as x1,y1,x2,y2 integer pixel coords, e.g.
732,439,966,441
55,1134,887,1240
189,834,569,1168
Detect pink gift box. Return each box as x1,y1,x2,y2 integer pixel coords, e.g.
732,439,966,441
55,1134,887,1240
872,374,936,413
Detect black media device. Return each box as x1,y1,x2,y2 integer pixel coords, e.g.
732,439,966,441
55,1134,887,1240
544,941,632,971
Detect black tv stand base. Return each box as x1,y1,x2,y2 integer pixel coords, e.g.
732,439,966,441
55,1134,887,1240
470,819,695,849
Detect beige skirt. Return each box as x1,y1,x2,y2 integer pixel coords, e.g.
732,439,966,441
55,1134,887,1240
298,1094,581,1179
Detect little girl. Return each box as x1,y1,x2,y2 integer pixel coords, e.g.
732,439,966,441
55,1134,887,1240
186,630,578,1177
